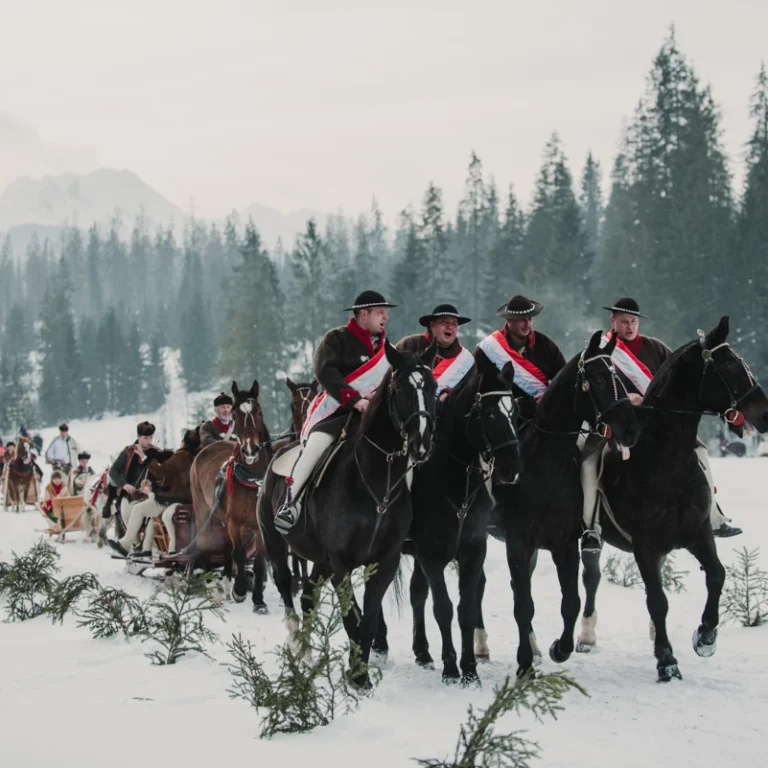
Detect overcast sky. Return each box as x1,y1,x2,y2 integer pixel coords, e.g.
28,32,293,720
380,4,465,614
2,0,766,223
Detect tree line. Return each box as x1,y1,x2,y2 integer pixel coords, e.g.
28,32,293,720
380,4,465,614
1,30,766,437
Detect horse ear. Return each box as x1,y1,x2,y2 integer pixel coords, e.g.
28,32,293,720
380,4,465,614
420,340,438,368
586,329,607,357
385,340,404,369
251,380,260,398
232,381,240,397
500,361,515,389
705,316,730,348
286,377,296,391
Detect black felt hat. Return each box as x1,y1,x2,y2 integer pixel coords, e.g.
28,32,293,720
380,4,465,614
343,290,397,312
77,452,91,460
418,303,471,328
495,295,543,319
58,423,69,432
602,297,648,318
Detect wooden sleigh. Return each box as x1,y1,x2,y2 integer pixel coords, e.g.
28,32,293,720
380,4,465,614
39,496,96,542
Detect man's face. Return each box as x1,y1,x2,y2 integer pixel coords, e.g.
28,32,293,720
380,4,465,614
138,435,153,450
429,316,459,347
79,459,88,468
506,317,533,342
52,476,62,486
60,430,68,439
611,313,639,342
215,404,233,421
358,306,389,334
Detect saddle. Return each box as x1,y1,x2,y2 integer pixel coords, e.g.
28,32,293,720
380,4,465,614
270,438,345,497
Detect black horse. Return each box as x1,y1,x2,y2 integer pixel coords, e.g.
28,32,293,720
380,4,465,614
258,342,438,687
374,362,522,685
578,317,768,681
487,330,642,676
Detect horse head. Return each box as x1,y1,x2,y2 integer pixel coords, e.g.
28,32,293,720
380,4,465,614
182,427,202,454
14,436,31,463
690,317,768,435
468,361,521,485
231,379,265,464
287,377,319,432
384,342,438,464
575,331,642,450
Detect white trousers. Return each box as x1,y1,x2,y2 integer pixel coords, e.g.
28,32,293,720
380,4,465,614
285,431,335,509
119,498,167,551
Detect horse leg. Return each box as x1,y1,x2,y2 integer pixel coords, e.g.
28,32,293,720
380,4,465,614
372,611,388,658
577,539,603,653
687,533,725,658
505,533,537,677
548,541,582,664
250,542,268,615
410,559,433,668
456,541,487,686
229,521,248,604
419,556,460,683
474,568,490,661
633,542,681,682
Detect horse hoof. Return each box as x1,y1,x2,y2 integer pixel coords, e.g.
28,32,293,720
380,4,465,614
371,647,389,663
349,674,373,691
414,651,434,668
230,589,247,604
516,665,536,680
657,663,683,682
253,603,269,615
442,673,460,685
475,652,491,663
692,626,717,658
575,640,595,654
460,671,480,688
549,640,571,664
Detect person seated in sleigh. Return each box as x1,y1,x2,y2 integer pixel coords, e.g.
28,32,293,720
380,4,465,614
41,470,71,523
68,452,95,495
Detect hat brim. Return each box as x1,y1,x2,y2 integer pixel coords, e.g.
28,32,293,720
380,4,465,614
496,300,543,318
343,302,398,312
418,313,471,328
602,305,648,319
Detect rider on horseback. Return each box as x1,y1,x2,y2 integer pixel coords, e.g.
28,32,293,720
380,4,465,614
397,303,475,398
580,297,742,551
200,393,237,447
474,295,566,418
274,290,397,534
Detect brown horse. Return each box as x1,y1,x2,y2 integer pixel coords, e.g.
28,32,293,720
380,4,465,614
145,427,202,504
3,437,40,513
189,380,273,609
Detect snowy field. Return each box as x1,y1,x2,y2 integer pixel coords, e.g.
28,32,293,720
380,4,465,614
1,411,767,766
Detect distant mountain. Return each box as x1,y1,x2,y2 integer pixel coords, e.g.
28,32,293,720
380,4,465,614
0,168,187,231
238,202,328,251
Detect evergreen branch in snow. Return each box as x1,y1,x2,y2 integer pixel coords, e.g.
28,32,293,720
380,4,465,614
141,572,226,665
413,671,587,768
77,586,148,639
0,539,61,621
46,572,101,624
722,546,768,627
603,550,686,593
226,564,381,738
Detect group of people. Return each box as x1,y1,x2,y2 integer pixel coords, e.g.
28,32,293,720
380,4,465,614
272,290,743,542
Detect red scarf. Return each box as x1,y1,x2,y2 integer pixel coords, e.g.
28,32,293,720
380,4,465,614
622,334,643,357
211,417,233,435
346,318,384,357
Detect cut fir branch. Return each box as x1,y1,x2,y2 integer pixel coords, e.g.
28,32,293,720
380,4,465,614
722,546,768,627
76,586,148,639
46,572,101,624
413,671,587,768
0,539,61,621
227,564,381,738
141,572,227,665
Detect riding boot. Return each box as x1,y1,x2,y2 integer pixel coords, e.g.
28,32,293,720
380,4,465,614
695,443,742,537
275,430,335,534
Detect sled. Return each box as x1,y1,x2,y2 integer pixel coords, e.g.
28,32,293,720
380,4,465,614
40,496,91,542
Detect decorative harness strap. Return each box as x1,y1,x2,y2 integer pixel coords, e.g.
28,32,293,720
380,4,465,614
477,330,548,398
601,331,653,395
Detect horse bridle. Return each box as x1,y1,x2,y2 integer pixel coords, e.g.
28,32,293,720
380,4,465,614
385,366,436,464
576,350,631,440
465,389,520,463
236,398,263,463
698,335,760,426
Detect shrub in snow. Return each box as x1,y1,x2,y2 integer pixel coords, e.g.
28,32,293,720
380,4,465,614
77,586,148,639
46,572,101,624
0,539,61,621
227,565,381,738
413,670,587,768
141,572,226,665
722,547,768,627
603,550,687,593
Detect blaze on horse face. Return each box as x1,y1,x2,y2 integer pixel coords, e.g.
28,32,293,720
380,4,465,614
468,362,521,485
231,379,264,464
577,330,641,450
697,317,768,436
385,342,438,463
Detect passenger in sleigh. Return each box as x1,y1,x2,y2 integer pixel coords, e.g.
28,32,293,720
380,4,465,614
68,452,95,495
41,470,70,523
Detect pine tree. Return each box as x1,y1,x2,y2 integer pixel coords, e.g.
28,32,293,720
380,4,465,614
142,337,168,412
85,224,104,319
389,212,424,340
95,308,124,414
580,152,603,280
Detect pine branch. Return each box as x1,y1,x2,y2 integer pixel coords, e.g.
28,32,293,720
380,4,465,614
77,586,148,639
46,572,101,624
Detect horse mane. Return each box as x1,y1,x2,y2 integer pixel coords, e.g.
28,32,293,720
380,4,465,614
434,367,480,449
643,340,697,404
352,369,393,446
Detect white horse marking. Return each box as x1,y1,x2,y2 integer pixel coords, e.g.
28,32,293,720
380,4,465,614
409,371,428,455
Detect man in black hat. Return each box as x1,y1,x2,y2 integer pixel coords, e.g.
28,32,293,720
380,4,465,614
274,290,397,533
200,392,236,447
474,294,566,419
67,451,95,495
44,422,80,474
397,303,475,398
581,298,741,546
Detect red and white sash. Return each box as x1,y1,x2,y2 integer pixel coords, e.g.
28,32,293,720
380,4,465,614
300,344,390,442
477,329,549,398
600,331,653,395
433,346,475,397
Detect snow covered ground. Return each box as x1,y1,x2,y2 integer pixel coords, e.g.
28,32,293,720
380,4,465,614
2,408,767,766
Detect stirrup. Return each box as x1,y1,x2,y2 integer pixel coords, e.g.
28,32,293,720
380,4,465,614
275,504,297,534
580,529,602,552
